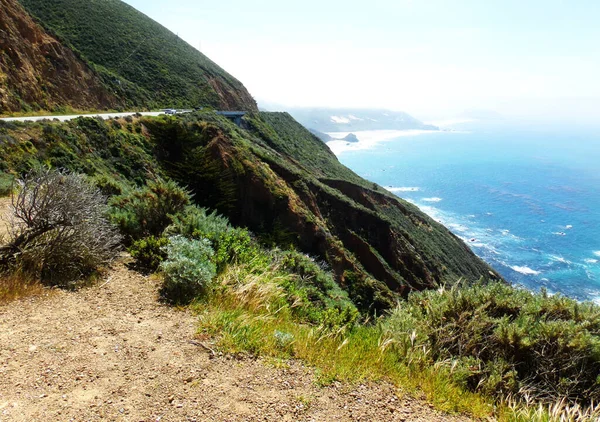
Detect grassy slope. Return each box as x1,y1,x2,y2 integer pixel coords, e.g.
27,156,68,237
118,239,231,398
18,0,257,111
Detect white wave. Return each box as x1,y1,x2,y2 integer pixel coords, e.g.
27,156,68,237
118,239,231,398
549,255,571,265
566,225,573,229
448,223,469,232
511,266,541,276
422,197,443,203
385,186,420,193
585,259,599,264
325,129,439,155
594,251,600,257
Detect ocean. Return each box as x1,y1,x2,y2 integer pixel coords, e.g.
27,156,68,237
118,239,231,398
327,122,600,302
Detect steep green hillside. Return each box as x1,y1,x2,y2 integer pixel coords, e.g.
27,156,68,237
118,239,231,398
18,0,257,111
0,111,500,312
0,0,120,114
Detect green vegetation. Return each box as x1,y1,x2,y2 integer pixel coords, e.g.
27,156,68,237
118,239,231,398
159,235,216,304
0,111,498,307
128,235,169,274
108,179,191,243
18,0,257,111
2,112,596,420
196,266,600,421
383,282,600,404
0,172,14,196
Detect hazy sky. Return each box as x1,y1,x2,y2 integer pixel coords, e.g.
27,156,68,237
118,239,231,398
123,0,600,121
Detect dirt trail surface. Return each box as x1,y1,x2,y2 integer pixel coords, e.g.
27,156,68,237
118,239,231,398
0,261,470,421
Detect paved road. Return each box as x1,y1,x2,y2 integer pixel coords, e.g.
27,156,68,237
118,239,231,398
0,111,163,123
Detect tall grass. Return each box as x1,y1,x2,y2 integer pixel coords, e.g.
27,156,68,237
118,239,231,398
194,261,493,417
193,262,600,421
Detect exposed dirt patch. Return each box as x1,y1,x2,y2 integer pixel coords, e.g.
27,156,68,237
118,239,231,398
0,260,471,421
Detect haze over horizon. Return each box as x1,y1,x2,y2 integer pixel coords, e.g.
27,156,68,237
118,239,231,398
123,0,600,125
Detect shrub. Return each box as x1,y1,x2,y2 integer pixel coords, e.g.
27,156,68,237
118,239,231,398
166,205,229,241
0,169,122,287
159,235,216,304
0,173,14,197
166,205,259,272
279,251,358,327
383,282,600,406
90,173,128,197
109,179,190,242
128,236,169,273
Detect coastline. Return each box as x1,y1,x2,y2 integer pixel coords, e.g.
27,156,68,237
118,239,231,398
325,129,440,155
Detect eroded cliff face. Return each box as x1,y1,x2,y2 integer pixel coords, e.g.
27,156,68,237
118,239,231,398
0,0,120,114
207,78,258,112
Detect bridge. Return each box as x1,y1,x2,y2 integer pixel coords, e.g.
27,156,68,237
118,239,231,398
216,111,247,126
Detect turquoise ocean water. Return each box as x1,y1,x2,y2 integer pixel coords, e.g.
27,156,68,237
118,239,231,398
333,123,600,302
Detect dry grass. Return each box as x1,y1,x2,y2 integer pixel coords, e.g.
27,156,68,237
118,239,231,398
501,396,600,421
0,197,12,240
0,196,44,303
0,271,45,304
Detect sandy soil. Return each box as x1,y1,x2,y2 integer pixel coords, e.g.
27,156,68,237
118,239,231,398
0,257,471,422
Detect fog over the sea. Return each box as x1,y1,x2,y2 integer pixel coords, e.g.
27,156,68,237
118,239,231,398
124,0,600,125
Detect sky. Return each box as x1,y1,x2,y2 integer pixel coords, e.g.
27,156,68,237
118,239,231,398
123,0,600,122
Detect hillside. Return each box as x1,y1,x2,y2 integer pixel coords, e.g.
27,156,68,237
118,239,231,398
0,0,120,114
0,112,500,312
9,0,256,112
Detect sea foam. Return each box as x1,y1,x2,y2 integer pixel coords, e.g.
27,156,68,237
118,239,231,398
385,186,420,193
511,266,541,276
422,197,443,203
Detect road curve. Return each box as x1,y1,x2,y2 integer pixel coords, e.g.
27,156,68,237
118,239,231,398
0,111,164,123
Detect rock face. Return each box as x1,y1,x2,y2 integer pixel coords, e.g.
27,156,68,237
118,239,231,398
0,0,119,114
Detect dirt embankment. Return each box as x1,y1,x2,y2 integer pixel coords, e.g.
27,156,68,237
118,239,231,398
0,257,470,421
0,0,119,114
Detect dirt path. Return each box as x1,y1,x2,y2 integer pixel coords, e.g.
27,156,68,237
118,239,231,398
0,261,470,422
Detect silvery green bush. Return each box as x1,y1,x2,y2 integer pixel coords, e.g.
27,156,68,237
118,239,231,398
159,235,216,304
